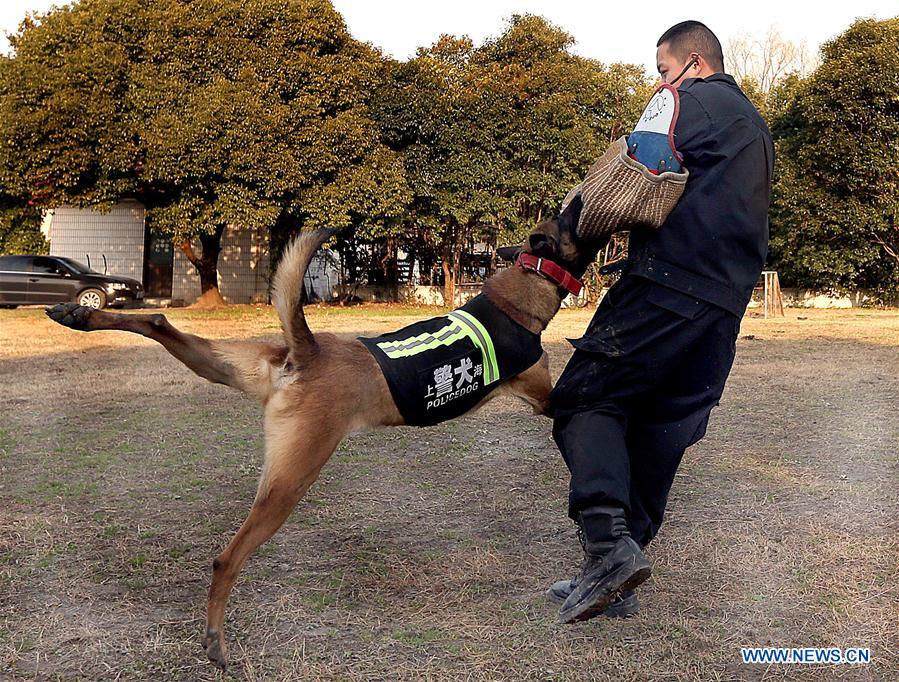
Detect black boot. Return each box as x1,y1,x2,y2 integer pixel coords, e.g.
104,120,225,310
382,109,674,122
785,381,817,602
547,581,640,617
557,506,651,624
547,535,648,616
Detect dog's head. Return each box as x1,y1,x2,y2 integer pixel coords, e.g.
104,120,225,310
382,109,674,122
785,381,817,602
496,194,606,279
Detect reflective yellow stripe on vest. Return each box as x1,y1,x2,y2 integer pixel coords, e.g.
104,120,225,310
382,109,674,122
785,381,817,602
375,310,500,385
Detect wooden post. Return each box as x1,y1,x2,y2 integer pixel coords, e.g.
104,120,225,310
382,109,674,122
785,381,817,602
762,270,784,317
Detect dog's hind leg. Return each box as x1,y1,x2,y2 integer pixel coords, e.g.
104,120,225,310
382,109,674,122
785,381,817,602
202,395,344,671
45,303,284,401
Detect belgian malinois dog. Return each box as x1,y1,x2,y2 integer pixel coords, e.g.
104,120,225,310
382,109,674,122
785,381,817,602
46,197,599,670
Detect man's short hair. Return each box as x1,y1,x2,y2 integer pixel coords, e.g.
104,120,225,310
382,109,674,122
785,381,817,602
657,21,724,72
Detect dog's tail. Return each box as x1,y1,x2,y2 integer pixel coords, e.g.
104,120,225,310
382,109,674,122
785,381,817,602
272,228,340,364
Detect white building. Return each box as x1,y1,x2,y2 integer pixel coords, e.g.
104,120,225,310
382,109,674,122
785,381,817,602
43,200,270,305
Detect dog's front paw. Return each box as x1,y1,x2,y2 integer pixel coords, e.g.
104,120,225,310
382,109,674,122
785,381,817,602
46,303,93,331
202,628,228,671
533,401,552,417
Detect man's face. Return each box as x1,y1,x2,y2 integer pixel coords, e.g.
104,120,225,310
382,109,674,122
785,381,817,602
656,42,691,84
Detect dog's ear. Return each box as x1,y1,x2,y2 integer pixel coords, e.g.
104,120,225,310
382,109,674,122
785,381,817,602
558,193,583,235
495,245,522,262
528,231,558,258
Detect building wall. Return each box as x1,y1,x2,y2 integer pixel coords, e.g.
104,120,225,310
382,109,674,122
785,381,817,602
776,288,899,309
171,224,270,305
306,250,340,301
47,201,146,280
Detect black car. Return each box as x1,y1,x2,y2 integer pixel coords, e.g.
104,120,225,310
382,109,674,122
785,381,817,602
0,255,143,309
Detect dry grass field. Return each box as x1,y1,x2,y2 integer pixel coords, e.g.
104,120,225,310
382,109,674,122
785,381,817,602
1,304,896,680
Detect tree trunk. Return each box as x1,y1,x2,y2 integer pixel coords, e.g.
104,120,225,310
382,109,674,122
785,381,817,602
442,240,464,308
442,255,454,308
180,224,226,307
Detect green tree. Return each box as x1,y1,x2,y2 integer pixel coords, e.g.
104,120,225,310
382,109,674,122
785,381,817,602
374,34,510,303
477,15,650,240
0,0,408,303
0,199,46,255
768,18,899,295
734,76,769,118
374,15,649,303
0,59,46,257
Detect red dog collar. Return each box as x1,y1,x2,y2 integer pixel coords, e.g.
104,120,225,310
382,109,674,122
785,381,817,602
516,252,583,297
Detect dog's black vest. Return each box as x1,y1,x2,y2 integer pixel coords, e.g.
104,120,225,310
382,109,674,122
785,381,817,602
359,295,542,427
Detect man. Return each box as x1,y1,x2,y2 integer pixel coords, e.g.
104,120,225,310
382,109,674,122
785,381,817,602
547,21,774,623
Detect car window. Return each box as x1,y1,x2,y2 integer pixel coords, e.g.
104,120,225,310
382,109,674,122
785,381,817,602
57,257,99,274
0,256,33,272
31,257,68,275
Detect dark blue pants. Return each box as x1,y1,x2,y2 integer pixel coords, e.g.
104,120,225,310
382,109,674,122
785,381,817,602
550,276,740,547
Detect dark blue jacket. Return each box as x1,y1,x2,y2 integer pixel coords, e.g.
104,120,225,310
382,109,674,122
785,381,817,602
627,73,774,317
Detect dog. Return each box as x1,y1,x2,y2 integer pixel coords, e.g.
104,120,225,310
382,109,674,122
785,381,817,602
46,196,600,670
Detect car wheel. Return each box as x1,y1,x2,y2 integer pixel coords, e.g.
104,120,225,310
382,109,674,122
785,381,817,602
77,288,106,309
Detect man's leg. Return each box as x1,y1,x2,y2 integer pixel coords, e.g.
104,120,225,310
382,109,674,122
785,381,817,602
547,341,653,620
626,310,740,547
548,276,663,519
547,279,734,621
553,401,630,520
625,425,692,548
546,406,644,617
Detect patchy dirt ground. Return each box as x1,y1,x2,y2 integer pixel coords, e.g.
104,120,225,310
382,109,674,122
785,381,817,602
0,305,896,681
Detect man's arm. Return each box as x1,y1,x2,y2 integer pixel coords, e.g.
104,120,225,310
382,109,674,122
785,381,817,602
673,90,713,161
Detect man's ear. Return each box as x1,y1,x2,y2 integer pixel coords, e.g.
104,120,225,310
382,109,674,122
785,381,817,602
495,245,521,262
528,232,558,258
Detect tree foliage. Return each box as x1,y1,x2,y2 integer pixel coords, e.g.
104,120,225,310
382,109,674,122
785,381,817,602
3,4,891,301
0,199,46,255
373,14,649,301
0,0,408,297
768,18,899,294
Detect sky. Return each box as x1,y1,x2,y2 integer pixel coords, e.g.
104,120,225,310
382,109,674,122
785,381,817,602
2,0,895,76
